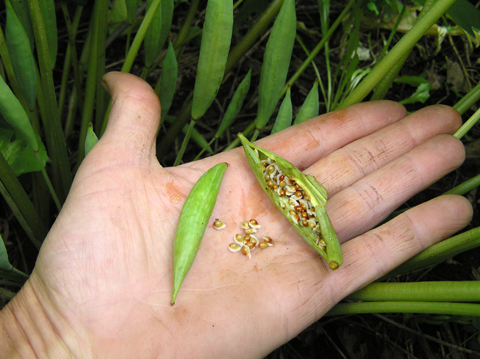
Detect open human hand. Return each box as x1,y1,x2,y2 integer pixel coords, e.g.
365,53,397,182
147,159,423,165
1,72,472,358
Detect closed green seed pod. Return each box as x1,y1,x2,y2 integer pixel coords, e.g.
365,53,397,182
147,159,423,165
171,162,228,305
238,133,342,270
191,0,233,120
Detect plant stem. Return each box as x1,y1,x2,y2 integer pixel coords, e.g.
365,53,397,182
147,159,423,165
174,120,195,166
194,137,215,161
76,0,107,167
225,0,284,74
174,0,200,58
347,281,480,302
380,227,480,280
38,160,61,212
454,80,480,115
339,0,458,109
223,121,256,152
28,0,72,201
443,174,480,196
282,0,355,98
0,152,47,249
327,301,480,316
157,0,283,159
122,0,164,73
453,106,480,140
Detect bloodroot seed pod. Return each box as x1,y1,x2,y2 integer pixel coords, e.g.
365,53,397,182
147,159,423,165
238,133,342,270
171,163,228,305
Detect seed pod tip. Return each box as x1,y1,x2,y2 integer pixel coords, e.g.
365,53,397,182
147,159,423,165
329,261,340,270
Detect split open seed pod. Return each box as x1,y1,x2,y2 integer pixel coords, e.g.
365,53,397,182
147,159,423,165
238,133,342,270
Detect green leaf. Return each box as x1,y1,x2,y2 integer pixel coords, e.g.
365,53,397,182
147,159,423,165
447,0,480,37
6,0,37,111
0,129,49,176
125,0,138,24
294,81,319,125
395,75,428,86
215,69,252,138
38,0,58,69
107,0,128,25
9,0,34,50
85,123,98,157
191,0,233,120
144,0,164,67
157,42,178,120
0,233,28,282
255,0,296,131
271,86,292,134
367,2,379,15
0,235,13,272
399,82,432,105
0,61,38,152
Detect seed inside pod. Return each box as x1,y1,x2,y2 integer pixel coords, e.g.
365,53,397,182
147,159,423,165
258,161,321,241
237,133,343,270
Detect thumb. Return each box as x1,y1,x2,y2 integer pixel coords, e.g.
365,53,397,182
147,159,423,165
99,71,161,163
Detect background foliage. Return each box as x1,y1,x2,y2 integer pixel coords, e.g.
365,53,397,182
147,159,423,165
1,0,480,356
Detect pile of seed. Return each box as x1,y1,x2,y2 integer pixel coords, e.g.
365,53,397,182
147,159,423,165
260,157,325,249
216,219,273,259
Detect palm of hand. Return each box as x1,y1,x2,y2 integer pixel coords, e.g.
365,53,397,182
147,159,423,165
25,72,470,358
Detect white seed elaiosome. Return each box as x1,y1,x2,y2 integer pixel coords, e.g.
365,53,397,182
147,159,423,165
241,245,251,259
259,157,324,243
249,219,261,229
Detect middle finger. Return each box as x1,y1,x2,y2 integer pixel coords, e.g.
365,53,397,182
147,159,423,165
306,105,461,195
327,134,465,241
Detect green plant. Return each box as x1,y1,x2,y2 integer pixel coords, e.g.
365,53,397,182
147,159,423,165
0,0,480,355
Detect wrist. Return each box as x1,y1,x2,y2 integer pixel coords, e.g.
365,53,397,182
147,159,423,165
0,278,90,359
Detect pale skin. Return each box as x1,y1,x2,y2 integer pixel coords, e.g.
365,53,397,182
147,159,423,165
0,72,473,358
